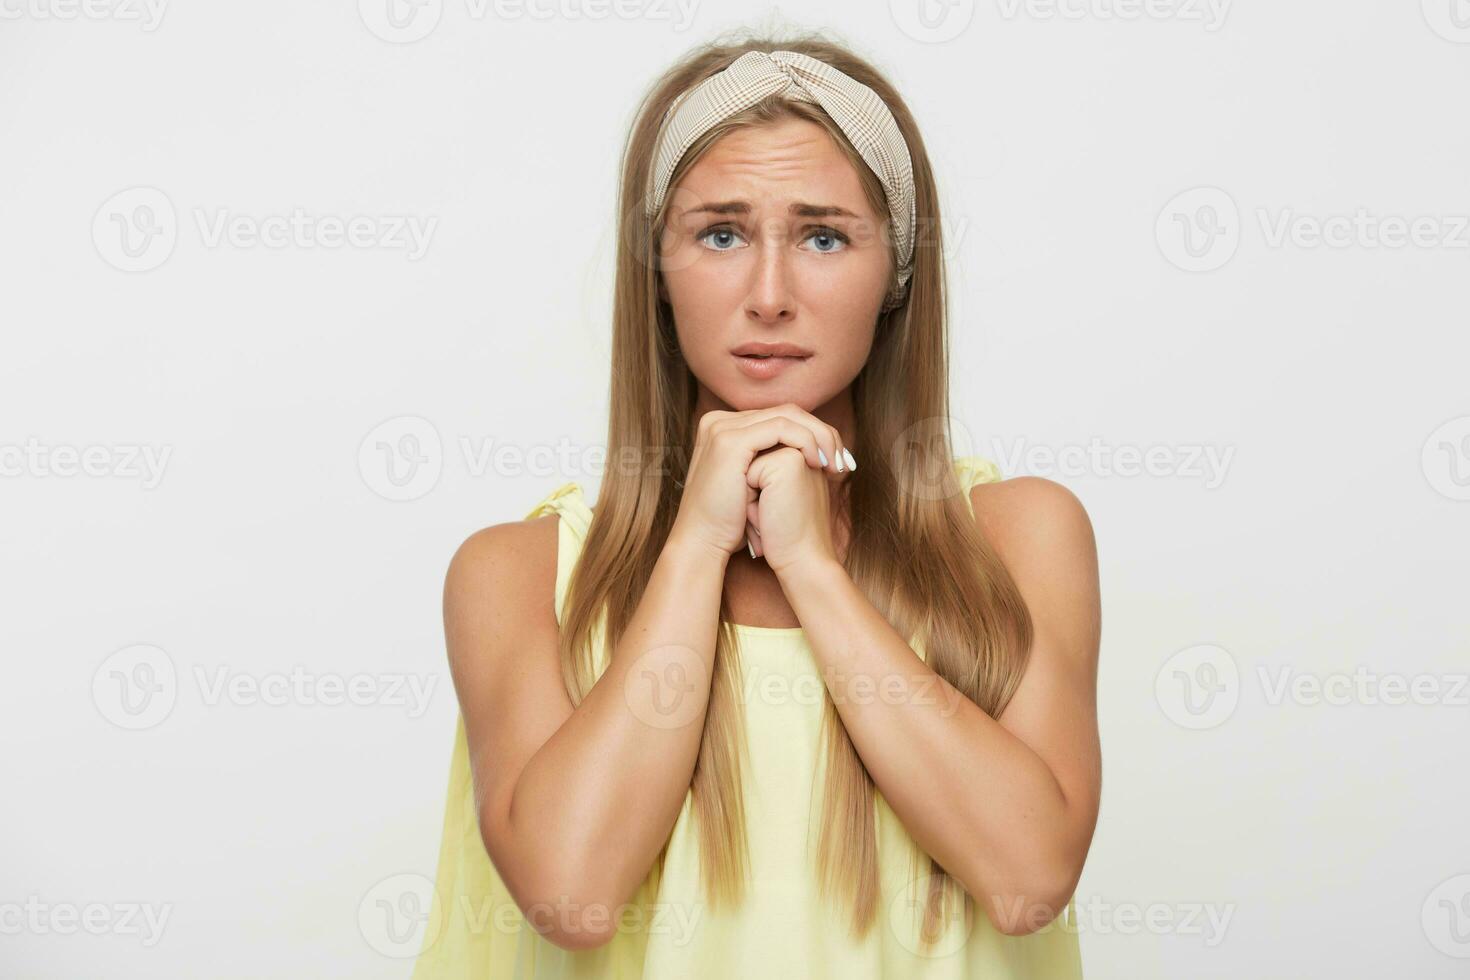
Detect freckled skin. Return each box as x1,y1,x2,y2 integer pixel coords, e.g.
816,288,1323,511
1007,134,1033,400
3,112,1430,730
659,116,892,419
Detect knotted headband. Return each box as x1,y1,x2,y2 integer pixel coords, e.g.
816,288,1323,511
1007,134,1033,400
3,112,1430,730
645,49,918,309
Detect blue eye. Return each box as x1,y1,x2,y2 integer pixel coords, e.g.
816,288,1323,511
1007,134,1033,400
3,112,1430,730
805,227,849,253
695,224,851,253
698,226,744,251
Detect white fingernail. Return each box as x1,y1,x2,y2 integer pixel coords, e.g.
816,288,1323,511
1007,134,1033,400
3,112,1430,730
818,448,828,467
747,536,756,559
843,448,857,471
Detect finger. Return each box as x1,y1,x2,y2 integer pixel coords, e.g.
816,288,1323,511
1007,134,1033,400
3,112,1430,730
776,404,848,475
732,405,840,470
729,416,827,472
743,445,776,490
717,402,850,475
747,519,764,559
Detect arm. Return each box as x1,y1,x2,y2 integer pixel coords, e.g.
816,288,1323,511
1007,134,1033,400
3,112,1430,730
775,476,1102,936
443,516,729,950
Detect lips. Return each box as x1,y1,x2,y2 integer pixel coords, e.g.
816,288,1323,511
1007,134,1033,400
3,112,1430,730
730,342,813,358
732,350,809,379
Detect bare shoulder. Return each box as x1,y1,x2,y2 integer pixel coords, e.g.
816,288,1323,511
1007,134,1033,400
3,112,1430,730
442,510,579,859
442,512,562,674
968,475,1100,664
968,475,1095,570
445,512,559,605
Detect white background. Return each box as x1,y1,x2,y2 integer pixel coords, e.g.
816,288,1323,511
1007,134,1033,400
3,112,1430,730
2,1,1468,977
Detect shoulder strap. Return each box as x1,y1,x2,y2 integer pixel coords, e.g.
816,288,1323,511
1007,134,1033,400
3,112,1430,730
953,454,1002,516
524,482,593,628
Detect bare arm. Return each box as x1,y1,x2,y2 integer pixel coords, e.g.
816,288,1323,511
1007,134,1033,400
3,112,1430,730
773,476,1102,937
445,405,849,949
443,516,729,950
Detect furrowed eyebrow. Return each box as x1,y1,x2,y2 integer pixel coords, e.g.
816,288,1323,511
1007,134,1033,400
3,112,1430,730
685,201,862,219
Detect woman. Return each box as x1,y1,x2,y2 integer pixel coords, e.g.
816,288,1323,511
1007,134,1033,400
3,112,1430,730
412,32,1101,979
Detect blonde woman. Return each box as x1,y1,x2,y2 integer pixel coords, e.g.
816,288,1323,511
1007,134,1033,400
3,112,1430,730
413,32,1101,979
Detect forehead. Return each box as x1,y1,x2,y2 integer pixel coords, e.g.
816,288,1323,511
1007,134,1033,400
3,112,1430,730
677,116,874,216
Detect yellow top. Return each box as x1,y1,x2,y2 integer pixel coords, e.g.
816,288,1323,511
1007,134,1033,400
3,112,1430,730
410,455,1084,979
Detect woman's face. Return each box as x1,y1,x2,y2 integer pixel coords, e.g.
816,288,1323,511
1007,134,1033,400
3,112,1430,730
658,116,893,414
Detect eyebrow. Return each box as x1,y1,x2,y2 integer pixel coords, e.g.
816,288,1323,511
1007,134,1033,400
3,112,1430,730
685,201,862,219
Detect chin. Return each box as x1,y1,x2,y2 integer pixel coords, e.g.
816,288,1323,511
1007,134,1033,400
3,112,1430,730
727,387,822,413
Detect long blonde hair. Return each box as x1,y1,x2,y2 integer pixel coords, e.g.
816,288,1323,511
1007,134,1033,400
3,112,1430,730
558,29,1034,949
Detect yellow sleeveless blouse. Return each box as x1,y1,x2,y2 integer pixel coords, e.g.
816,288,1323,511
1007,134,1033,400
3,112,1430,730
410,455,1084,978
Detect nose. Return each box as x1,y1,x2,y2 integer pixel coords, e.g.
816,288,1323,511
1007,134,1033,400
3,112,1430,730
745,230,795,324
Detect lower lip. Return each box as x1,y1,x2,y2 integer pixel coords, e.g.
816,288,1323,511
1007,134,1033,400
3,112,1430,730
733,353,810,379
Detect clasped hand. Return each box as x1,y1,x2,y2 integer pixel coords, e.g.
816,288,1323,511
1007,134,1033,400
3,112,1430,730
669,403,856,577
